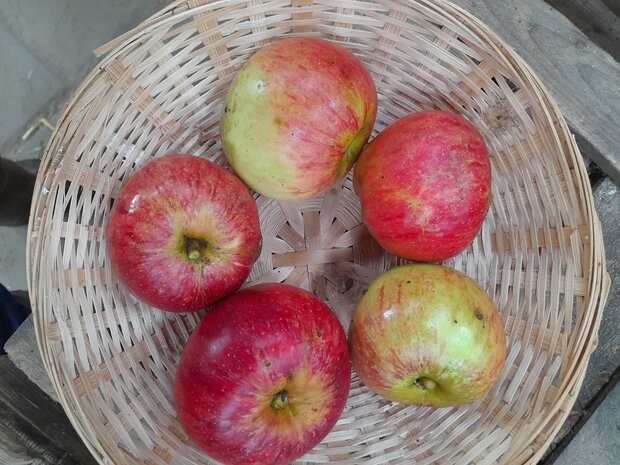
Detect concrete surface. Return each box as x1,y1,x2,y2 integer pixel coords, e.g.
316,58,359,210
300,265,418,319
576,178,620,409
0,224,28,292
0,0,170,85
0,24,62,156
0,0,171,153
0,0,172,290
4,315,58,402
554,380,620,465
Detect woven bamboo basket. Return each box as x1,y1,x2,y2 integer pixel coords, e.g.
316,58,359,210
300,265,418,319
27,1,610,464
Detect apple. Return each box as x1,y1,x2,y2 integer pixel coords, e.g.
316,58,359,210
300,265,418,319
220,37,377,200
174,283,351,465
105,153,262,312
353,110,491,262
349,264,506,407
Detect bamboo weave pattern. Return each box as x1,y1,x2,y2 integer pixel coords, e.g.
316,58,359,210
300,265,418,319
27,1,609,464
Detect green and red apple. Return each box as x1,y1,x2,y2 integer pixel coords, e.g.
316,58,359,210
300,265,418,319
105,153,262,312
349,264,506,407
354,110,492,262
174,283,351,465
221,37,377,200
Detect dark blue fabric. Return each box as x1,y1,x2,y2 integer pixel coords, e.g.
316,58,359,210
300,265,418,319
0,283,31,355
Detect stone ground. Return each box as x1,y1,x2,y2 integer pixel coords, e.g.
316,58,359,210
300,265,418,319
555,381,620,465
0,0,170,291
0,1,618,464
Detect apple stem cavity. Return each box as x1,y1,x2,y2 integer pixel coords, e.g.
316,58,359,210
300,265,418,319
270,389,289,411
183,234,212,263
414,377,437,391
340,129,368,174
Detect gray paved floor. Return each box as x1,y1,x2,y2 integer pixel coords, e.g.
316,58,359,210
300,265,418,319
0,0,170,155
576,179,620,409
554,381,620,465
0,0,170,290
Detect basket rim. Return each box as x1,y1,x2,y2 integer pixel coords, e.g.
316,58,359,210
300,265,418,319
26,1,610,464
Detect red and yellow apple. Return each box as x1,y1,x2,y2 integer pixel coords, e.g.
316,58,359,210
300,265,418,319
105,153,262,312
353,110,491,262
221,37,377,200
349,264,506,407
174,283,350,465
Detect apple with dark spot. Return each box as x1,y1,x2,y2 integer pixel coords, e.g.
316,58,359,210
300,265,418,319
221,37,377,200
174,283,350,465
105,153,262,312
353,110,492,262
349,264,506,407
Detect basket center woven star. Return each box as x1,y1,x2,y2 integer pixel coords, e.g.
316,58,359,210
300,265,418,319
247,176,392,330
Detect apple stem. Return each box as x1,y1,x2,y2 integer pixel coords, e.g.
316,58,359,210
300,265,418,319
270,389,289,410
340,129,367,174
183,234,211,262
415,377,437,391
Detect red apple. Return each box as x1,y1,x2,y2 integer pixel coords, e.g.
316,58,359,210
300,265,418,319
221,37,377,200
105,153,262,312
353,110,491,262
174,283,351,465
349,264,506,407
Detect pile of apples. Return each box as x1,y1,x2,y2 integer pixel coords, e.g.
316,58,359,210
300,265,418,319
106,37,506,465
